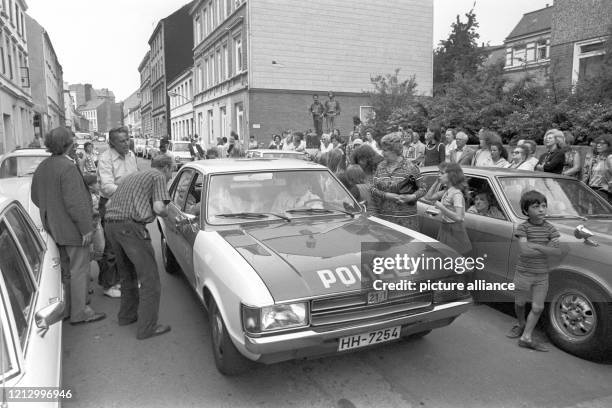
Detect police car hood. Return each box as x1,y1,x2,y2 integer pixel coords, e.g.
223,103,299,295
219,217,459,302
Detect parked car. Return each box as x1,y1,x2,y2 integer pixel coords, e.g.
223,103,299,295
0,148,50,179
158,159,472,375
416,166,612,360
145,139,160,159
168,141,192,169
245,149,309,160
133,138,147,157
0,195,65,406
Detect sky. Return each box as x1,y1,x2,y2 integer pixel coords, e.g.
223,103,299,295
26,0,551,102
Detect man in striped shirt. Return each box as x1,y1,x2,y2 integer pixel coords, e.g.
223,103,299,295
104,155,173,340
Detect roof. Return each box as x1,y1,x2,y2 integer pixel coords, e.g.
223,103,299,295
1,148,49,158
420,165,577,180
247,149,306,155
184,158,326,173
506,6,553,40
77,99,105,111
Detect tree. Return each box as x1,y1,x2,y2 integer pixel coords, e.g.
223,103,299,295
433,7,486,94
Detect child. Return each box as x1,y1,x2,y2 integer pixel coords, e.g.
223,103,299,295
424,162,472,255
83,174,105,264
507,190,562,351
344,164,377,216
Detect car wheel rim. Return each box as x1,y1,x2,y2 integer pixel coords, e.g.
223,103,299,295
213,312,224,357
552,290,597,341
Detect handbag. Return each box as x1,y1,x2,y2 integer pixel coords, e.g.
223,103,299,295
397,175,418,194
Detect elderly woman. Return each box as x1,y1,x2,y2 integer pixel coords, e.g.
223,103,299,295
510,144,533,170
490,141,511,168
536,129,565,174
472,130,502,167
444,128,457,162
582,134,612,201
370,133,426,230
560,131,582,178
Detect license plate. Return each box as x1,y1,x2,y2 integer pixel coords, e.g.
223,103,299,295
367,290,388,305
338,326,401,351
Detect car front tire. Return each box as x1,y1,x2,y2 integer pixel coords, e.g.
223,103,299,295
209,299,253,376
161,235,181,275
545,277,612,361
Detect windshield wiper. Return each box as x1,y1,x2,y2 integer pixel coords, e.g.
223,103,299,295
584,214,612,219
286,207,356,218
546,215,587,221
216,212,291,222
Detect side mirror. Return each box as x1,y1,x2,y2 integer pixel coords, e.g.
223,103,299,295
574,224,599,246
35,299,65,330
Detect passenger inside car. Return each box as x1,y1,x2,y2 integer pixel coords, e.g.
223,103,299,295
467,191,504,219
271,176,323,212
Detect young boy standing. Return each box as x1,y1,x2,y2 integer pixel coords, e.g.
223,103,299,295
507,190,562,351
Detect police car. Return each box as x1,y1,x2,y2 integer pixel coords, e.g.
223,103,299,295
158,159,472,375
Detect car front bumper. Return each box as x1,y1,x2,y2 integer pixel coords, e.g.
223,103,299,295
243,299,472,364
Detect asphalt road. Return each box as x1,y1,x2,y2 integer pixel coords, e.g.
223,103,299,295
61,158,612,408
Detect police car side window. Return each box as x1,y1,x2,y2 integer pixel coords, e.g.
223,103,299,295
0,220,36,346
172,170,195,210
4,208,44,280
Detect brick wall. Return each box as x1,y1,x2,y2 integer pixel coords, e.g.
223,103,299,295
249,90,370,144
550,0,612,88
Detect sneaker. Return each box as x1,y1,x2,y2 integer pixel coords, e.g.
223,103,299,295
103,287,121,298
506,324,524,339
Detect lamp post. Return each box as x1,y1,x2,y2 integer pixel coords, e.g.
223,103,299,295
167,91,193,141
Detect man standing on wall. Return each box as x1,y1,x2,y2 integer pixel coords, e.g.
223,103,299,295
97,126,139,298
309,94,325,136
324,92,341,133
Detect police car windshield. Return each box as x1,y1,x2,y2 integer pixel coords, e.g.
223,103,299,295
206,170,361,224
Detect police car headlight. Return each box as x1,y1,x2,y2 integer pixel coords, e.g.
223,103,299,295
242,303,309,333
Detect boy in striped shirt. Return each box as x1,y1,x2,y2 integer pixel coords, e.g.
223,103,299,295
507,190,562,351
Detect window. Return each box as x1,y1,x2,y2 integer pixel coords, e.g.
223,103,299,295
526,43,535,62
220,106,227,140
234,36,242,73
513,46,526,66
0,220,36,345
207,57,212,87
0,33,4,75
7,39,12,80
234,102,243,139
203,8,208,35
207,109,214,142
198,112,204,136
226,0,232,16
212,53,216,85
172,169,195,209
216,49,221,83
217,0,222,25
195,16,202,43
5,208,43,280
572,38,607,84
359,106,375,123
505,48,512,67
537,39,549,60
223,44,228,79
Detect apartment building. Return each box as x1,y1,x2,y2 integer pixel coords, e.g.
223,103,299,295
0,0,35,153
190,0,433,145
168,67,194,141
122,89,141,137
26,14,65,139
138,51,152,139
148,2,194,139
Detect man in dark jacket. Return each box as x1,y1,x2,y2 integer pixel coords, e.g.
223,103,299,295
31,127,106,325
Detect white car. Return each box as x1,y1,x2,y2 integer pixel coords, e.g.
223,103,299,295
245,149,309,160
168,141,192,169
0,149,50,179
158,159,472,375
0,195,65,407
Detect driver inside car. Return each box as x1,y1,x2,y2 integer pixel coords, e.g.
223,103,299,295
272,177,323,213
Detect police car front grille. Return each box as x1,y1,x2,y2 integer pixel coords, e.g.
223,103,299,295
310,291,432,327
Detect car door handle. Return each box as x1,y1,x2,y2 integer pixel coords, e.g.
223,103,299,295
426,208,440,216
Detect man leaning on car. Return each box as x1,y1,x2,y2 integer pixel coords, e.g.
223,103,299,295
31,127,106,325
103,155,173,340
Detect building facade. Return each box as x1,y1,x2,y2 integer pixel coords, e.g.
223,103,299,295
138,51,152,139
122,89,141,137
68,83,93,108
0,0,35,153
503,5,552,85
63,82,89,131
168,67,193,141
25,14,65,139
148,2,194,139
78,99,109,133
550,0,611,89
190,0,433,146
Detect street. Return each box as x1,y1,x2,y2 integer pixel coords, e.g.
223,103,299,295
59,164,612,408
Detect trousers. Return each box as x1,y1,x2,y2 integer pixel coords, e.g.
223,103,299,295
98,197,119,289
312,115,323,136
105,221,161,338
59,245,96,323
